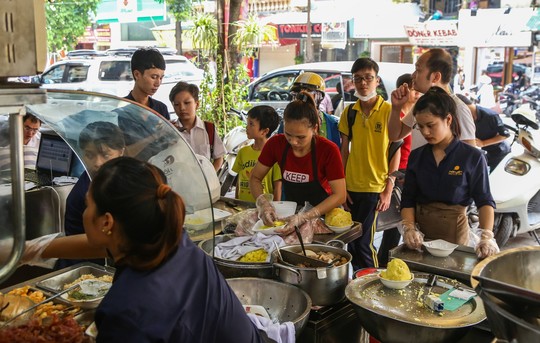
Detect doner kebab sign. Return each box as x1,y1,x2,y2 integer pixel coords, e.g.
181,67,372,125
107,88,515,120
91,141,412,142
404,21,458,46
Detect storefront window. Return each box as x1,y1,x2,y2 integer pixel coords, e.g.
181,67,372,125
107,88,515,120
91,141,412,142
380,45,413,64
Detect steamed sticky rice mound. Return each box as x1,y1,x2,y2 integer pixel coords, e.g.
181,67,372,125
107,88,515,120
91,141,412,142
325,208,353,227
381,258,411,281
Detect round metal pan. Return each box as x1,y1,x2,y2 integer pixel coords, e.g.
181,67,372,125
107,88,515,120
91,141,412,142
345,272,486,343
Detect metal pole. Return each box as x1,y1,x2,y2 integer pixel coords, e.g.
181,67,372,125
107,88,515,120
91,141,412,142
306,0,313,63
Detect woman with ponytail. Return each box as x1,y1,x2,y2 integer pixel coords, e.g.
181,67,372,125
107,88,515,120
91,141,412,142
38,157,264,342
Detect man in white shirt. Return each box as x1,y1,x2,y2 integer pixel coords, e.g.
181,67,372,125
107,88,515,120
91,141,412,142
0,113,42,170
389,48,476,147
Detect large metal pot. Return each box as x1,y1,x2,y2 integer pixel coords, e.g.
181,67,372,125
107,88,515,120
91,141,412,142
345,272,485,343
227,277,312,337
198,234,274,279
271,244,351,306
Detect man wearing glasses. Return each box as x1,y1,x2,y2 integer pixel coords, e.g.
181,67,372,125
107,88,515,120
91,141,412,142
23,113,42,147
338,57,400,270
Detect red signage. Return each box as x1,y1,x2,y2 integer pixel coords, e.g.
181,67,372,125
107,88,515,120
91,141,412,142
277,23,322,39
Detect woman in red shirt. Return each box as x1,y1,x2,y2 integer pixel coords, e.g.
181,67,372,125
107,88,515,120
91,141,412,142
250,91,347,234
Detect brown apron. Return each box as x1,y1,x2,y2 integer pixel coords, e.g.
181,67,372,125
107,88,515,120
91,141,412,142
416,202,469,245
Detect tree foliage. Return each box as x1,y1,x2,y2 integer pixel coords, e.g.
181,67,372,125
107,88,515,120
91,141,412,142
45,0,101,52
155,0,192,21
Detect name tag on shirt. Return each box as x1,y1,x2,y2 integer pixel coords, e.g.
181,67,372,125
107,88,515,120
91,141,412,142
283,171,309,183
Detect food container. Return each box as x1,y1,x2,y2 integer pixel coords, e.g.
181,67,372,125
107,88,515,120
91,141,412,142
422,239,459,257
251,219,285,235
227,277,311,337
198,234,275,279
272,201,297,218
326,223,353,233
378,272,414,290
36,265,114,293
345,272,485,343
184,208,232,232
271,244,351,306
60,279,112,310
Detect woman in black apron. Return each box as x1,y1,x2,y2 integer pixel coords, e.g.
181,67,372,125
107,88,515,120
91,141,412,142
250,91,347,234
392,86,499,258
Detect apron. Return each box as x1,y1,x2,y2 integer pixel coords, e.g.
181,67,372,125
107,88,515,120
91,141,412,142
416,202,470,245
280,138,329,207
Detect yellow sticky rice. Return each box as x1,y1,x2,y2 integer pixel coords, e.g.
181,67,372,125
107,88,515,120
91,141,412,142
239,249,268,262
380,258,411,281
261,220,285,229
325,208,353,227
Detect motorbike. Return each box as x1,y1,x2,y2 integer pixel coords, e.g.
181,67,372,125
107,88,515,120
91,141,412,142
489,104,540,247
217,108,252,196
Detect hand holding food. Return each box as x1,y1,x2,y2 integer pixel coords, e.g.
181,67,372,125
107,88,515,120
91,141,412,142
278,208,321,236
475,229,500,259
255,194,277,226
380,258,412,281
400,220,424,250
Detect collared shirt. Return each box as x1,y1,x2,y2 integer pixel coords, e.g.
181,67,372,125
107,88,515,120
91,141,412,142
475,105,511,155
125,91,170,120
176,116,226,161
402,138,495,208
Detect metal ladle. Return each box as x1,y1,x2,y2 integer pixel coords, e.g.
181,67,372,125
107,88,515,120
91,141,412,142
294,225,307,256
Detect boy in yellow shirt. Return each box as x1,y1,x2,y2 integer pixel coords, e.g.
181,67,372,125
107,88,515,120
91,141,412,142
233,105,281,202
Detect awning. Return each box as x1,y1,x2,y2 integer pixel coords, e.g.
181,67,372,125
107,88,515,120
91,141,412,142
261,1,352,25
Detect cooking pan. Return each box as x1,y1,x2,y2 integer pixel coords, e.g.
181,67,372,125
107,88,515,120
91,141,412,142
345,272,485,343
271,244,351,306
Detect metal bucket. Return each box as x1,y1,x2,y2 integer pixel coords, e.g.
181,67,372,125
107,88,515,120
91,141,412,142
227,277,311,337
198,235,274,279
345,272,486,343
271,244,351,306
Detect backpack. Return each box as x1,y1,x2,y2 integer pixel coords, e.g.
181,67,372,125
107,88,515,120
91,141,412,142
204,120,215,156
345,104,357,141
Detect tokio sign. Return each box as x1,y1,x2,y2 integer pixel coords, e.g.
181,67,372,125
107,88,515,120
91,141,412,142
277,23,322,39
404,21,459,46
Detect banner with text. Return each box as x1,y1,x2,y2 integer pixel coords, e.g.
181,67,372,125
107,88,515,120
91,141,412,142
404,21,458,46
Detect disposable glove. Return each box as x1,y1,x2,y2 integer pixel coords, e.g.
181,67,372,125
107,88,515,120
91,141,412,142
256,194,277,226
277,208,321,236
20,233,60,268
399,220,424,250
475,229,500,259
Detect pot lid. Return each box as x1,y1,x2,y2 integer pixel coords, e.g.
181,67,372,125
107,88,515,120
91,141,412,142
345,273,486,328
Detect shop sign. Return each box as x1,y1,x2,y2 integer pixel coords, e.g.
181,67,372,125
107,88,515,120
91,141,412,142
321,22,347,49
78,26,97,44
96,25,111,47
404,21,458,46
457,8,534,47
277,23,322,39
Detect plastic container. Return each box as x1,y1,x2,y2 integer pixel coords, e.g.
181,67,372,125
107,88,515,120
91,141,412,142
272,201,297,218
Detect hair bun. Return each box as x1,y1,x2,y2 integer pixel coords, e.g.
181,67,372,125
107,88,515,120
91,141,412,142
157,184,171,199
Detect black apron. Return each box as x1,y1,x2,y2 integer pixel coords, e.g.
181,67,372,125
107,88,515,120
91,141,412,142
280,138,329,207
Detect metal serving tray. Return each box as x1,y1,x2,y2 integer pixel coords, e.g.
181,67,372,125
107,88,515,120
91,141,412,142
35,265,114,294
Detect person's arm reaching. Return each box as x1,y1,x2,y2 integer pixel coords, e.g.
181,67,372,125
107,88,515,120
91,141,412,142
389,84,414,141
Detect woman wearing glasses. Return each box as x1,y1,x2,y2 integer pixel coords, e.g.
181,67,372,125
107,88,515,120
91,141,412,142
395,87,499,259
250,91,346,235
0,113,42,170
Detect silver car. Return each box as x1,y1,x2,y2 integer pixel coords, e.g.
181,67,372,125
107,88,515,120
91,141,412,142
247,61,414,117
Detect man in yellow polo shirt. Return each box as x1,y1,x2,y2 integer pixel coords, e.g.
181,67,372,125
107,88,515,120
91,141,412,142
338,57,400,270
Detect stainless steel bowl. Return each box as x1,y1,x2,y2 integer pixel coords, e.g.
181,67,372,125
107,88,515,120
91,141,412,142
198,235,274,279
345,272,486,343
226,277,312,337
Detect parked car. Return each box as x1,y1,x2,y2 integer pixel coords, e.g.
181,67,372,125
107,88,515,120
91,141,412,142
247,61,414,117
31,54,204,114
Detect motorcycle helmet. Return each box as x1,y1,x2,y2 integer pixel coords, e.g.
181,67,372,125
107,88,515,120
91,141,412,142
511,104,539,130
290,72,325,104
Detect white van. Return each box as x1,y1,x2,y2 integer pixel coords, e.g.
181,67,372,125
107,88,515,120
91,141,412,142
247,61,414,117
33,55,204,114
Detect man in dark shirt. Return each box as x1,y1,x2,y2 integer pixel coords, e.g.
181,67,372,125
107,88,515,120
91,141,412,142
124,47,170,119
456,94,511,171
119,48,170,160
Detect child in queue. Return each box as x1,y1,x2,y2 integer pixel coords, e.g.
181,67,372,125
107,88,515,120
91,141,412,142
395,86,499,258
232,105,282,202
169,82,226,171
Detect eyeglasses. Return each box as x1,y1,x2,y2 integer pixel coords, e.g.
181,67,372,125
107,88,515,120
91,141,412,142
24,125,39,133
352,75,376,84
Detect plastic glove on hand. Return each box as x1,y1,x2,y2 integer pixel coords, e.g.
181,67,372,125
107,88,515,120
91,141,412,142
475,229,500,259
277,208,321,236
256,194,277,226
